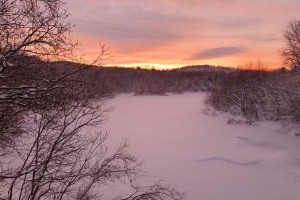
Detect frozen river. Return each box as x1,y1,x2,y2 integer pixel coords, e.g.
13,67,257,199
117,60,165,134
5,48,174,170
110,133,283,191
104,92,300,200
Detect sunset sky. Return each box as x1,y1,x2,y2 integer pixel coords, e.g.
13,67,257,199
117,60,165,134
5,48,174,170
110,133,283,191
64,0,300,69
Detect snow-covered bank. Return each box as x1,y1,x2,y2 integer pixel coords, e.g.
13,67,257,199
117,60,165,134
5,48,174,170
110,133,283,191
104,92,300,200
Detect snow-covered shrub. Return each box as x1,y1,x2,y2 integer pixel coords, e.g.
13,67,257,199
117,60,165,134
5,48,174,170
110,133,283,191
206,68,268,123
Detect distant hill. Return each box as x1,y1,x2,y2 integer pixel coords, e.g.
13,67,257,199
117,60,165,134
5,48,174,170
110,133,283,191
176,65,236,73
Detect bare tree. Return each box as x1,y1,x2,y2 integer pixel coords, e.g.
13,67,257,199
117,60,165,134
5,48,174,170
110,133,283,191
117,181,184,200
0,99,184,200
0,1,184,199
0,0,112,150
0,0,72,150
281,20,300,71
0,0,75,61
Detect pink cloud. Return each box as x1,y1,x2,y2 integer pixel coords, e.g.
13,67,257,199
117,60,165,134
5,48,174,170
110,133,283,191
64,0,300,69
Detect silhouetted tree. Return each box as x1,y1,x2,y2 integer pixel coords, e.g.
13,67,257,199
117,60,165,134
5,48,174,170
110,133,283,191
0,1,184,199
281,20,300,71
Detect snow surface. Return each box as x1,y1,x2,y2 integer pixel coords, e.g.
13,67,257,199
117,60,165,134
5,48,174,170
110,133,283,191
104,92,300,200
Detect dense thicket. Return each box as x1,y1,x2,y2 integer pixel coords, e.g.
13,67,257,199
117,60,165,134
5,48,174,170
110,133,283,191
53,63,230,96
205,67,300,126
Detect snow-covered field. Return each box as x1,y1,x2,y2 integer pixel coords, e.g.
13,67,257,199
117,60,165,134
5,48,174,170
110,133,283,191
104,92,300,200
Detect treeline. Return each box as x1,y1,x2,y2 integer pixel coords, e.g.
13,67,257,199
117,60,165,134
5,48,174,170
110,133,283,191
51,62,230,97
32,58,300,127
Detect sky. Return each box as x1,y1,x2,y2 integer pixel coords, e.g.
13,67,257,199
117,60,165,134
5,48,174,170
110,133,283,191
64,0,300,69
